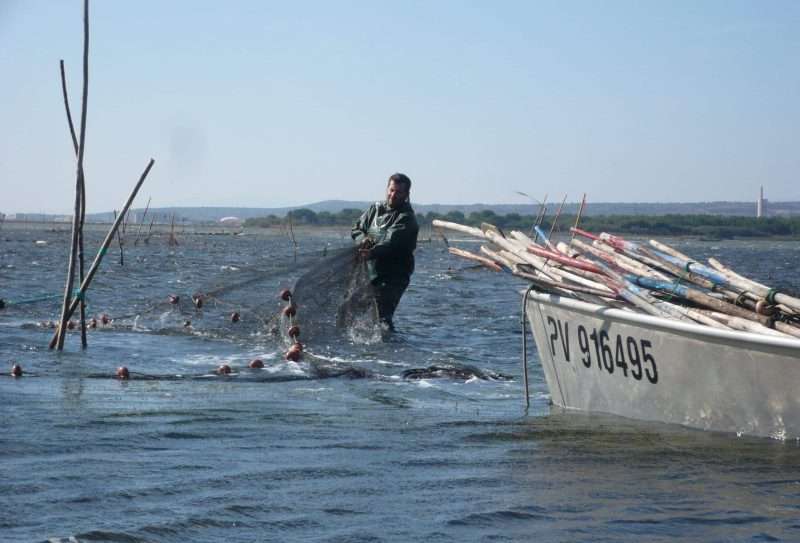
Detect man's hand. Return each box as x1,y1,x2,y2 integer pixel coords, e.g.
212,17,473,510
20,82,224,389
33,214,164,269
358,238,375,257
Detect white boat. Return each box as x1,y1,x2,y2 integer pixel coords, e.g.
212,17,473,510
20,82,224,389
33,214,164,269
524,290,800,440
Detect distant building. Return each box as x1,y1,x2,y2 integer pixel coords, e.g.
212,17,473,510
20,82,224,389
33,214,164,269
756,186,768,218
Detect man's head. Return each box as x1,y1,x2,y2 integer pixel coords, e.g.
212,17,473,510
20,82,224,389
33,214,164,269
386,173,411,209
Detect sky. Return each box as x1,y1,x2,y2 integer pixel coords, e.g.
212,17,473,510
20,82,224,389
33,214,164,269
1,1,798,214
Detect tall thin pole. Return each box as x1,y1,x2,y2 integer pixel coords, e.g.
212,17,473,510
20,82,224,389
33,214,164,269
60,59,88,347
55,0,90,350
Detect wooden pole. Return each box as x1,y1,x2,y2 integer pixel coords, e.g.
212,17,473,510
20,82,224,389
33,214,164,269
569,193,587,245
59,59,89,348
133,197,152,246
547,194,568,240
55,0,90,350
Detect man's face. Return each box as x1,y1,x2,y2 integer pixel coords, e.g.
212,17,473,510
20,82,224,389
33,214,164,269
386,180,409,209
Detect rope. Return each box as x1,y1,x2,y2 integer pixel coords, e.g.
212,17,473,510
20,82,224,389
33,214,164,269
735,292,749,307
766,288,778,305
2,293,63,306
2,289,87,306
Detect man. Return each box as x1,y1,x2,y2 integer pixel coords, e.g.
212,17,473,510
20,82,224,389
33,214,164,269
351,173,419,330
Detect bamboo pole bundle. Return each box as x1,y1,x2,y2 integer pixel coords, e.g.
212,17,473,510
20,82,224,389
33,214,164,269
506,231,614,293
649,239,693,262
589,240,672,280
479,246,520,270
439,217,800,340
448,247,503,272
705,257,800,313
432,219,487,239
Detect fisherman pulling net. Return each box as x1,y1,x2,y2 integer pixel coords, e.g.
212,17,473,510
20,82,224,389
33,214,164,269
289,173,419,345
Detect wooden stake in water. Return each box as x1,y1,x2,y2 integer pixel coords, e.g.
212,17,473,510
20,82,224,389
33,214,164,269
59,59,89,348
55,0,90,351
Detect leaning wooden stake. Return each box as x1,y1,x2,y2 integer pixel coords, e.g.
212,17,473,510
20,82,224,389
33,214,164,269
55,0,90,350
50,159,155,349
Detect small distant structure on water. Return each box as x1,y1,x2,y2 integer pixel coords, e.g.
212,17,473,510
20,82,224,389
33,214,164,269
219,216,243,227
756,186,768,218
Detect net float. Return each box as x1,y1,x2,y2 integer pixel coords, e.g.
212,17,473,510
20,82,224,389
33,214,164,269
230,312,240,323
101,314,111,325
89,318,98,329
116,366,130,380
279,289,292,301
10,363,22,377
217,364,232,375
248,359,264,369
287,325,300,338
282,304,297,317
67,320,76,330
285,348,301,362
192,295,204,309
168,295,180,304
291,341,303,352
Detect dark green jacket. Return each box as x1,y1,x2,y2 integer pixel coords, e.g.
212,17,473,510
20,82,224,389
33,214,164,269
351,201,419,282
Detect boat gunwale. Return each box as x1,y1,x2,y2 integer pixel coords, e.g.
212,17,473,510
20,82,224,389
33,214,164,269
524,290,800,354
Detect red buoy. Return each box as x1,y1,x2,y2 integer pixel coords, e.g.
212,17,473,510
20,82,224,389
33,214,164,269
89,317,98,329
248,358,264,369
217,364,232,375
280,289,292,301
169,294,180,304
282,304,297,318
101,313,111,325
116,366,130,380
10,363,22,378
230,312,240,323
192,295,204,309
285,348,301,362
291,341,304,352
287,325,300,338
67,320,76,330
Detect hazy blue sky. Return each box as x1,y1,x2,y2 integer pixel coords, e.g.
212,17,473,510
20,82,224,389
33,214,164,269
1,1,798,213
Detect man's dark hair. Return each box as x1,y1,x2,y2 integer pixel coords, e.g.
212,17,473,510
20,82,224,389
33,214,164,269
388,173,411,191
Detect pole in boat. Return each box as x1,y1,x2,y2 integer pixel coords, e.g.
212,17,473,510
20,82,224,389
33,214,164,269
569,193,587,246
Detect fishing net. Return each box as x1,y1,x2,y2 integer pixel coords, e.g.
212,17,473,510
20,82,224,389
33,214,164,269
290,247,381,345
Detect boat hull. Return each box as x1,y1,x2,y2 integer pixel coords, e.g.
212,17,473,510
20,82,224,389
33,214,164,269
525,291,800,439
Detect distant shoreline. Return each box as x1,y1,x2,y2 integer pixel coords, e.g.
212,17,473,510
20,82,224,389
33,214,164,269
4,217,799,241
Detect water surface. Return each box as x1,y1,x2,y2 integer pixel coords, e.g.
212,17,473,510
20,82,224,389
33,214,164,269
2,226,800,542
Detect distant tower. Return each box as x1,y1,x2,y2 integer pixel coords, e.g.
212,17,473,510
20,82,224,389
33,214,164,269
756,186,765,218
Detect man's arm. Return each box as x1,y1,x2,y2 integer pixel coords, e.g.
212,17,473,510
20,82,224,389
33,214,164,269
351,204,376,244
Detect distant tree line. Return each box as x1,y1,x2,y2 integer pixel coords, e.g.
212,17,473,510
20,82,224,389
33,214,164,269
244,208,800,238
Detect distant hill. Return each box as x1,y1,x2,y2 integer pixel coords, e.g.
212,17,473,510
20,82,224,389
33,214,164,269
19,199,800,224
